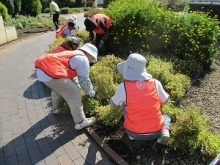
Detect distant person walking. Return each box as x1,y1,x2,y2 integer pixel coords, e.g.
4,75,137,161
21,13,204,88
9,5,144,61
50,0,60,30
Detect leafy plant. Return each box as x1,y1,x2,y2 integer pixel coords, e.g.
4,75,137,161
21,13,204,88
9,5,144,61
96,105,122,127
0,2,9,20
169,105,220,157
147,56,190,103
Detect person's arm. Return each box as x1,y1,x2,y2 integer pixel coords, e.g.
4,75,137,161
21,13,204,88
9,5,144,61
70,56,95,97
110,83,126,107
78,76,95,97
155,79,170,104
89,31,94,43
99,18,110,43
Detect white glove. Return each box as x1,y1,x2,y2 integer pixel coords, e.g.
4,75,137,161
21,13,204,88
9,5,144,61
89,90,95,97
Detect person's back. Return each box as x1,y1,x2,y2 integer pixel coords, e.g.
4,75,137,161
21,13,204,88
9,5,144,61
51,36,80,53
111,53,171,145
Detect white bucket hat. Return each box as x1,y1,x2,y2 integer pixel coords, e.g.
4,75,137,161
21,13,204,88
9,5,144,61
117,53,152,80
67,15,77,24
79,43,98,62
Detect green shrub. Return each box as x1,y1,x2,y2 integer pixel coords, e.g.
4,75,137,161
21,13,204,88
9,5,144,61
97,105,122,127
5,14,53,30
1,0,14,15
0,2,9,21
152,0,190,12
169,105,220,157
90,55,122,104
84,8,103,18
105,0,220,77
162,100,182,122
22,0,42,16
60,7,70,14
43,7,50,13
82,95,100,116
87,0,95,7
147,56,190,103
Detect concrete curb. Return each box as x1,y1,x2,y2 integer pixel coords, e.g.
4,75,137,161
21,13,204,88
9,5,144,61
86,127,129,165
0,31,49,49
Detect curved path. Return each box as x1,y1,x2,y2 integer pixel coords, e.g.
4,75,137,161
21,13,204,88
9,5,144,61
0,20,113,164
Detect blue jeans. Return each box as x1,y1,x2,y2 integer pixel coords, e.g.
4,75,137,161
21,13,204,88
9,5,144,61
123,108,171,140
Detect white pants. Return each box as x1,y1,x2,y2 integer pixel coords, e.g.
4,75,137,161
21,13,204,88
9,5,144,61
44,78,86,124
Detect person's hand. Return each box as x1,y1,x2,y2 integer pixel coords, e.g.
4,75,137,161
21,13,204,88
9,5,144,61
89,90,95,97
98,41,104,50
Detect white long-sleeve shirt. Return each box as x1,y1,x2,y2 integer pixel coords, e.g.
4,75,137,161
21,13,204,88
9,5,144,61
50,1,60,14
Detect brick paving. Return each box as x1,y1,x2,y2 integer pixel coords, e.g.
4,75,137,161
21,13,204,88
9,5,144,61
0,31,114,165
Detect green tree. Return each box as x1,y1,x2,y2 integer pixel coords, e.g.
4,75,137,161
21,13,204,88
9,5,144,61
13,0,21,17
1,0,14,14
21,0,42,16
0,2,9,20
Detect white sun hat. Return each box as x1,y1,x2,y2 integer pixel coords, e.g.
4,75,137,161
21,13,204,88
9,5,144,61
79,43,98,62
117,53,152,80
67,15,77,24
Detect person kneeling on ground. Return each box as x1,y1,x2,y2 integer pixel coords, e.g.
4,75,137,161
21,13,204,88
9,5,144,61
51,36,80,53
56,18,77,38
35,43,98,130
110,53,171,145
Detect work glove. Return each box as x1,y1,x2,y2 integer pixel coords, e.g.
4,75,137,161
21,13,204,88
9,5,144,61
89,90,95,97
98,41,104,50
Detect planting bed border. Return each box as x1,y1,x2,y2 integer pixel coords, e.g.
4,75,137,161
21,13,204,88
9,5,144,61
86,127,129,165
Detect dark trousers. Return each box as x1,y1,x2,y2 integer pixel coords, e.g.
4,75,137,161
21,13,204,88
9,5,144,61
53,12,60,30
95,34,112,56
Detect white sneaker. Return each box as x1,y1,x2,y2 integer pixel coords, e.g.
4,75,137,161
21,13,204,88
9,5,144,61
53,109,61,115
157,129,170,145
75,117,96,130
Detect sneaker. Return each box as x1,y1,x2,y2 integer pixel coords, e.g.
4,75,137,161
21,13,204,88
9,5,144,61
75,117,96,130
157,129,170,145
53,109,61,115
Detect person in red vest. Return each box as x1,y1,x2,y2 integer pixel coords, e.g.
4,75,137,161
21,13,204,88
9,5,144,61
35,43,98,130
84,14,112,55
56,16,77,38
50,36,80,53
111,53,171,145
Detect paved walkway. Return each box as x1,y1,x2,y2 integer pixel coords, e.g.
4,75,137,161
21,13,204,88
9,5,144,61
0,29,113,164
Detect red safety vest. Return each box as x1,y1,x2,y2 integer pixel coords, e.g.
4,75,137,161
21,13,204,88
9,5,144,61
50,44,67,53
35,50,85,79
91,14,112,34
124,79,165,134
56,22,68,38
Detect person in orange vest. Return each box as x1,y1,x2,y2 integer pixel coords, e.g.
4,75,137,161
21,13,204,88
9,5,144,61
84,14,112,55
110,53,171,145
35,43,98,130
56,16,77,38
50,36,80,53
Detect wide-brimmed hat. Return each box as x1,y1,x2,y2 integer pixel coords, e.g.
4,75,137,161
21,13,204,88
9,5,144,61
117,53,152,80
79,43,98,62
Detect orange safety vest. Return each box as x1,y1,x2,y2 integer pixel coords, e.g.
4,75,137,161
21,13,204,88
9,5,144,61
124,79,165,134
35,50,85,79
56,22,68,38
91,14,112,34
50,43,67,53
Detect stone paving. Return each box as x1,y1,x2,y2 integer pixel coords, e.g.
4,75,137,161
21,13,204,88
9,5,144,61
0,31,114,165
